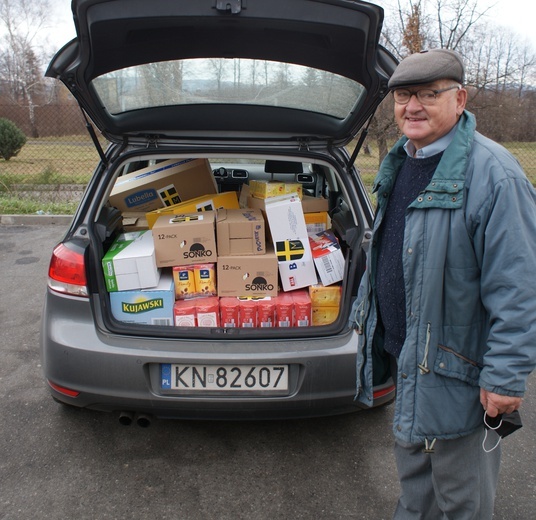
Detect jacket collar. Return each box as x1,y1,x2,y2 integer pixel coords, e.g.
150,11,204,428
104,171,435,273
373,110,476,205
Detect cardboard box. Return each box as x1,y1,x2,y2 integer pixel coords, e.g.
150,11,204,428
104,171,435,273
312,306,339,326
238,183,253,209
109,272,174,324
152,211,216,267
250,180,285,199
121,212,149,232
217,248,279,297
109,159,217,213
249,180,303,200
304,212,330,234
264,194,317,291
216,208,266,256
242,183,327,214
301,195,329,213
308,230,345,286
146,191,240,229
102,230,160,292
309,284,342,307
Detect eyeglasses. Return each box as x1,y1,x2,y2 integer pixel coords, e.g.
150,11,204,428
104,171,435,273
392,85,461,106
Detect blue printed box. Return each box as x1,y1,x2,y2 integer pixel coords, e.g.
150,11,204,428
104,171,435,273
109,158,216,213
109,272,175,325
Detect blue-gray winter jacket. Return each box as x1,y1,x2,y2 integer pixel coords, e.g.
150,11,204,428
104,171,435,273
351,110,536,443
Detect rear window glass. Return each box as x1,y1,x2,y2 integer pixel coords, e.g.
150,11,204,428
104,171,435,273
92,58,365,119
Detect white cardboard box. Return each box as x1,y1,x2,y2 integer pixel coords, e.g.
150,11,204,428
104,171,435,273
102,230,160,292
308,230,345,286
264,193,317,291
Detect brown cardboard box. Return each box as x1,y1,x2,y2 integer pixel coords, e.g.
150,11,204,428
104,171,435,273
122,212,149,232
302,195,329,213
216,208,266,256
109,159,217,213
304,211,330,234
152,211,217,268
245,188,328,214
146,191,240,229
217,248,278,297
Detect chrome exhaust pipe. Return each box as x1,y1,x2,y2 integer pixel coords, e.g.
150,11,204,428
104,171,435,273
118,411,134,426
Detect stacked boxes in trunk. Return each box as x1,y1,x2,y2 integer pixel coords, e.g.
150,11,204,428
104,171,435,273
104,165,343,327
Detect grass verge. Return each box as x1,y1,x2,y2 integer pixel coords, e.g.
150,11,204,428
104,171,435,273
0,195,78,215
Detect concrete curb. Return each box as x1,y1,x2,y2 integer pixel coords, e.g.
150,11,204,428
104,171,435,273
0,214,73,226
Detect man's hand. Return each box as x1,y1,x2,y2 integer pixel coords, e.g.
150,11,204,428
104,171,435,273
480,388,522,417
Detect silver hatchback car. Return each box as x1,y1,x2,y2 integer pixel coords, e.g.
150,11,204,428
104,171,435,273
41,0,397,425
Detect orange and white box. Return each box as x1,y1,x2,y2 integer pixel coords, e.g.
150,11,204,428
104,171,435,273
238,299,258,328
220,297,240,328
173,300,197,327
195,297,220,327
292,290,312,327
275,293,294,327
258,298,276,328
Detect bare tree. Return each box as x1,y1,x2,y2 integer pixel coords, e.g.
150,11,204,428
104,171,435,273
0,0,53,137
364,0,536,165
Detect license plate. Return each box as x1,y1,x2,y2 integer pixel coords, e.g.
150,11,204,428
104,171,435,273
161,364,289,393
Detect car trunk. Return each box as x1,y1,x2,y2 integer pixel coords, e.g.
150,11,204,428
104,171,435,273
86,146,371,341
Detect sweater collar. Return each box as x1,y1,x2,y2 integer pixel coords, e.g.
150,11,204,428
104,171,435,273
373,110,476,196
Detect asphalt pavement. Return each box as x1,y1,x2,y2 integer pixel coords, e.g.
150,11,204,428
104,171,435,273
0,219,534,520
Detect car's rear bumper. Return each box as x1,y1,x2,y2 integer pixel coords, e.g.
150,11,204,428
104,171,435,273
41,290,394,420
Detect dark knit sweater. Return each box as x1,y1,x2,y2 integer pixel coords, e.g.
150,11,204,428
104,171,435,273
376,152,443,357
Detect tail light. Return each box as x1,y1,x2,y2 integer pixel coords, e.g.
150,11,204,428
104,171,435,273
48,243,89,297
373,384,396,400
47,380,80,398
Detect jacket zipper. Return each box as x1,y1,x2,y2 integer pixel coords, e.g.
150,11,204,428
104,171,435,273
438,344,483,368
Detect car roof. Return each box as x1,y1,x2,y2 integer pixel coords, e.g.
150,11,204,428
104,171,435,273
46,0,396,144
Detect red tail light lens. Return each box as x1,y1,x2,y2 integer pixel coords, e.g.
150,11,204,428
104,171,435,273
373,384,396,400
48,243,89,297
47,380,80,398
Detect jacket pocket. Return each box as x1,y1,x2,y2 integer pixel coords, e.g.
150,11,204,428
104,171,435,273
434,344,482,386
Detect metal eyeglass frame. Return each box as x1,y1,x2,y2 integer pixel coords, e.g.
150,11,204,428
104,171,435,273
392,85,461,105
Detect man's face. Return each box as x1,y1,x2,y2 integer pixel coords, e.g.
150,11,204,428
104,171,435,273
393,80,467,150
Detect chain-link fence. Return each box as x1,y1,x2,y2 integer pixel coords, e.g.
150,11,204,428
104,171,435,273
0,102,107,214
1,100,535,215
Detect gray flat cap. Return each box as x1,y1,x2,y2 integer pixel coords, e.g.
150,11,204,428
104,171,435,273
388,49,465,89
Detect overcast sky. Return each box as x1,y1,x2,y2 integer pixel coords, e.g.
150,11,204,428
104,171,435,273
48,0,536,53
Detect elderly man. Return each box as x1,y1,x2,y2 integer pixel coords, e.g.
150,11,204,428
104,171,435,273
351,49,536,519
